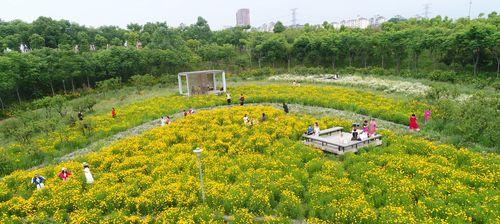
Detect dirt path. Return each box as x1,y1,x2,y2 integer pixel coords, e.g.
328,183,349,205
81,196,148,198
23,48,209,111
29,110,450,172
25,103,406,171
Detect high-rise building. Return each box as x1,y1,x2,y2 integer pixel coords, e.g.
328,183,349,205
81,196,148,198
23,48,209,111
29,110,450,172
236,9,250,26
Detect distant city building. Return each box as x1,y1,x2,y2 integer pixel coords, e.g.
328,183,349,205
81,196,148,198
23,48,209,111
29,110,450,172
332,15,386,29
258,22,275,32
236,9,250,26
369,15,387,27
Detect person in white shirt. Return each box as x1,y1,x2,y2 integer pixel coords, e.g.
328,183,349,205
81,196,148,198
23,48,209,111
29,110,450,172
243,114,249,125
83,162,94,184
226,92,231,105
314,122,320,136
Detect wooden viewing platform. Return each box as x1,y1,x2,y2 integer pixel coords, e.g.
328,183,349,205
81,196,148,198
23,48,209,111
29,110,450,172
302,127,382,155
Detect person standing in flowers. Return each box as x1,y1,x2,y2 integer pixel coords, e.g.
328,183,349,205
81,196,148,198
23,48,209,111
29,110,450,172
78,111,84,121
409,114,420,131
58,167,72,181
82,162,94,184
32,174,45,190
226,92,231,105
239,94,245,106
183,110,188,117
243,114,249,125
111,108,116,118
188,108,195,114
261,113,267,122
423,109,431,124
314,122,320,136
165,116,172,125
368,118,377,137
283,102,289,114
160,116,166,126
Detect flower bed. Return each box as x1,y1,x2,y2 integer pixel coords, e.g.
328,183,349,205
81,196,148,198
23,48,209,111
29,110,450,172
269,74,432,96
2,84,430,177
0,106,498,223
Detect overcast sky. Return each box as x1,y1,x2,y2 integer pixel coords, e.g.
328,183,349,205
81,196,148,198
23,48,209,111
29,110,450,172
1,0,498,30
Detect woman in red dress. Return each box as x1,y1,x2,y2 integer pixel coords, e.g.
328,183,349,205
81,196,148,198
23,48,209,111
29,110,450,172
409,114,420,131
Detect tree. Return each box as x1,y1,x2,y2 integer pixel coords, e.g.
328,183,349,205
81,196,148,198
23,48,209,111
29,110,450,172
199,44,236,68
319,32,340,69
455,24,495,76
72,96,97,112
386,30,409,74
184,17,212,42
273,21,286,33
292,35,311,65
339,31,361,67
29,34,45,49
127,23,142,32
96,77,121,95
0,64,15,109
94,34,108,48
257,36,288,67
487,31,500,77
125,32,139,46
111,37,122,46
129,74,156,93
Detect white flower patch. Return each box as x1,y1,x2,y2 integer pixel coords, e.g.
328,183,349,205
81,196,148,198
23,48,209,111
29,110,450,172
269,74,432,96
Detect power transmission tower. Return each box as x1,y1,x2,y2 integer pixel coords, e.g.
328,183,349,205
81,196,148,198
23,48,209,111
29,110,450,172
423,3,431,19
291,8,298,27
468,0,472,19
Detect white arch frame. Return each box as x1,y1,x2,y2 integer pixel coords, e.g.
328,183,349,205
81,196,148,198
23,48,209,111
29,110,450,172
178,70,226,96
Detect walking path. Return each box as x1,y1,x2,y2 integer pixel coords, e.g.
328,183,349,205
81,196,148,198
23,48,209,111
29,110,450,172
26,103,406,171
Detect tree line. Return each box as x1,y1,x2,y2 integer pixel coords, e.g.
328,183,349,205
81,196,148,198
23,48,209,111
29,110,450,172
0,13,498,107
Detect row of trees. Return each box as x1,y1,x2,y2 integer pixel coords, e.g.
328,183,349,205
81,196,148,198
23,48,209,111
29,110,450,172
0,13,498,107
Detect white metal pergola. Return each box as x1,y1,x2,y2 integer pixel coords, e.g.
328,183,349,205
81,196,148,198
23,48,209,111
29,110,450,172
178,70,227,96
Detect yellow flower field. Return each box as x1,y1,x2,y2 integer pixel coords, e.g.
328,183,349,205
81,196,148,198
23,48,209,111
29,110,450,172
0,106,497,223
2,84,429,177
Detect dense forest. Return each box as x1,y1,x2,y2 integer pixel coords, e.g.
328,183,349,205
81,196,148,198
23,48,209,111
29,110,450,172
0,13,498,106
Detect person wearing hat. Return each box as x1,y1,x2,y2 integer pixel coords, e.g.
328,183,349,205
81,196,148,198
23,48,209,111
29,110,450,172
82,162,94,184
58,167,72,181
32,174,45,189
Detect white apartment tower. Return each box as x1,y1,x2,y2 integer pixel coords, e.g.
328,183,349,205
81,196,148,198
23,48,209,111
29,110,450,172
236,9,250,26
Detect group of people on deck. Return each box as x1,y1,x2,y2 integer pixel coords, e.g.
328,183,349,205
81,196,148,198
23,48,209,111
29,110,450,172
31,162,94,190
305,122,321,136
351,119,378,141
305,119,378,141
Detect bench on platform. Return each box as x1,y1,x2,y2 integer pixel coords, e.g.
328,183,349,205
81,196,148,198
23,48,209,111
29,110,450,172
302,127,382,155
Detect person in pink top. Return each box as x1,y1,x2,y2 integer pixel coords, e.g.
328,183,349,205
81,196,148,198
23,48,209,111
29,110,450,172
58,167,72,181
368,118,377,137
423,109,431,124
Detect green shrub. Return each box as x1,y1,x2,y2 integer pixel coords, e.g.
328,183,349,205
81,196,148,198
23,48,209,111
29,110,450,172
129,74,157,92
239,67,277,80
291,66,328,75
426,70,457,82
96,77,122,94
